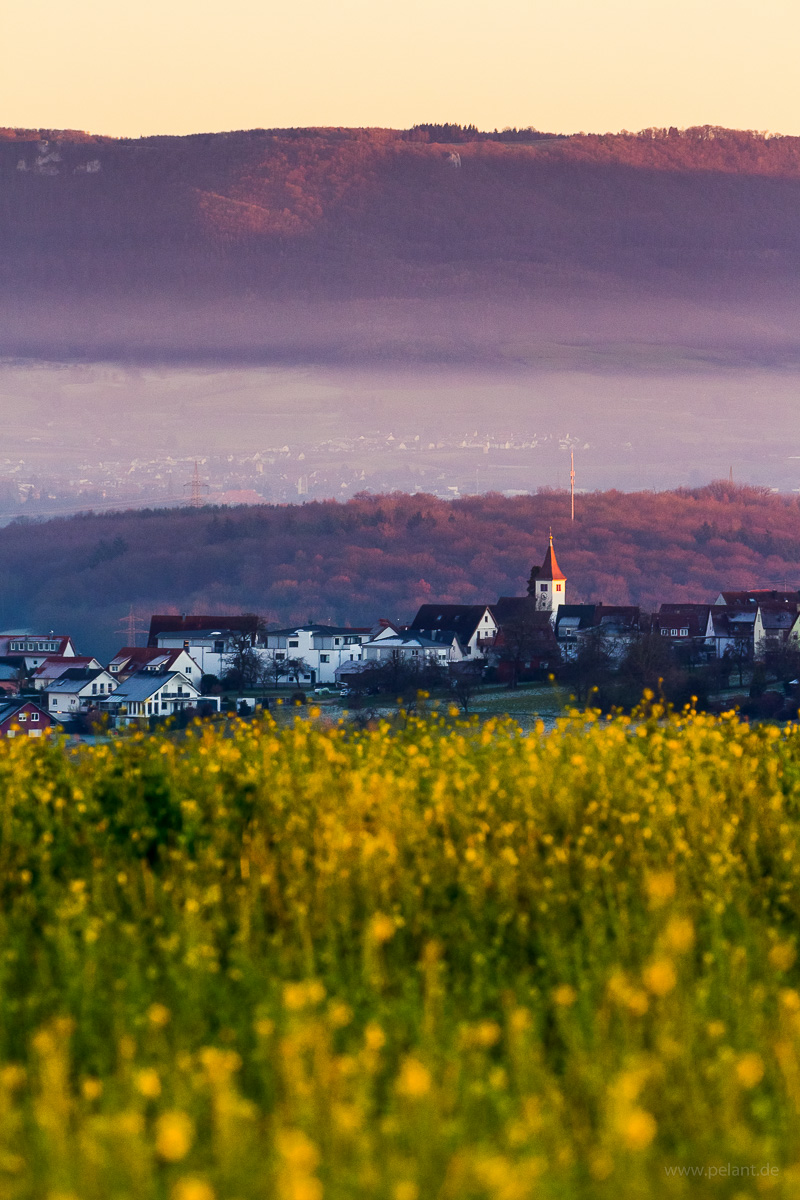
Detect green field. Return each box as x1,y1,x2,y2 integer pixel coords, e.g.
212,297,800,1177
3,704,800,1197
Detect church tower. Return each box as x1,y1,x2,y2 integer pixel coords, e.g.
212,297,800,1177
530,533,566,615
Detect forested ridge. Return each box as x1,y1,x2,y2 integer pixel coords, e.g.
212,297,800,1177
4,123,800,298
2,484,799,658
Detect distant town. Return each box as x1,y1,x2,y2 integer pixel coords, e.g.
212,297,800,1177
2,536,798,737
0,428,589,523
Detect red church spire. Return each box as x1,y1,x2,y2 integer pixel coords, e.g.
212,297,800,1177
540,531,566,582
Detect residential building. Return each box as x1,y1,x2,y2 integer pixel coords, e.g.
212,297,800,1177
31,656,103,690
359,624,464,665
264,625,370,685
0,698,56,737
101,671,216,725
409,605,498,657
45,668,118,716
0,634,78,673
108,646,201,683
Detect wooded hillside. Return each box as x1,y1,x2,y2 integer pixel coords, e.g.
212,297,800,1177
2,484,798,658
3,125,800,300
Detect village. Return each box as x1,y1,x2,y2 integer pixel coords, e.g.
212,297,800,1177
1,535,799,736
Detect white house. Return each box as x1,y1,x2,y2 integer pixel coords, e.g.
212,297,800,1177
264,625,370,685
409,605,498,657
101,671,216,725
45,668,118,715
359,624,464,665
108,646,201,683
31,656,103,690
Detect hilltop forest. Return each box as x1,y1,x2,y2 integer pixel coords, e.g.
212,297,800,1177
2,484,799,658
3,124,800,359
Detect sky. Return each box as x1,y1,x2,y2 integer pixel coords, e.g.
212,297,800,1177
3,0,799,138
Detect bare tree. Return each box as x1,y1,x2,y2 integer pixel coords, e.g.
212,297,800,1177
261,652,291,691
222,631,263,690
450,660,484,714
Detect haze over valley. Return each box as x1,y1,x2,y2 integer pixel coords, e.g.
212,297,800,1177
4,124,800,510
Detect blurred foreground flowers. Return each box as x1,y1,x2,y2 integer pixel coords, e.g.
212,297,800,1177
2,705,800,1195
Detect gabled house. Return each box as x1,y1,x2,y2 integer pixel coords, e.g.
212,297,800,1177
360,627,463,665
108,646,201,683
0,697,56,737
706,607,758,659
45,668,118,716
553,604,644,661
31,656,103,690
409,605,498,657
150,625,258,680
101,671,216,725
0,634,78,674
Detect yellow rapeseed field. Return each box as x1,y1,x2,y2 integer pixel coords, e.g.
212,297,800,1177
2,703,800,1197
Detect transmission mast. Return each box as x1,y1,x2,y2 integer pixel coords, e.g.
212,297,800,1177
184,461,210,508
116,605,146,648
570,449,575,521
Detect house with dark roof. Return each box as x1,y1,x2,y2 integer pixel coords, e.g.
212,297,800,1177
147,614,261,646
31,656,103,690
409,605,497,657
101,671,215,725
44,668,118,716
108,646,201,683
0,697,57,737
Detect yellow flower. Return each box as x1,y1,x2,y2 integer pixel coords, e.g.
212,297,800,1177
135,1068,161,1098
553,984,577,1007
148,1003,171,1027
172,1180,215,1200
645,871,676,906
619,1108,657,1150
643,960,677,997
364,1023,386,1051
769,943,796,972
156,1112,194,1161
707,1021,726,1039
394,1184,419,1200
735,1053,764,1089
396,1058,432,1098
369,913,396,944
664,916,694,954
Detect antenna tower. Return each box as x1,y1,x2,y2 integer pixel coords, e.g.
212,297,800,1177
184,461,210,508
116,605,147,648
570,449,575,521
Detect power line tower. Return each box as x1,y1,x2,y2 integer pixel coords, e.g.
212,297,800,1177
570,449,575,521
116,605,147,648
184,461,210,508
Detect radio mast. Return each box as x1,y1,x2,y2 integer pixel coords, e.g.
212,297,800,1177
570,449,575,521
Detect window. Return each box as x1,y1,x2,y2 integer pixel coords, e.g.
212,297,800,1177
671,628,678,636
320,654,330,663
92,684,97,694
276,652,285,660
540,583,548,591
214,640,224,654
660,629,669,637
334,637,341,646
288,640,299,648
680,628,689,637
556,583,562,591
30,712,39,722
18,712,27,722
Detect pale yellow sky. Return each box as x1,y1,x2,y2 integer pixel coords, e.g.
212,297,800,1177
3,0,799,138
